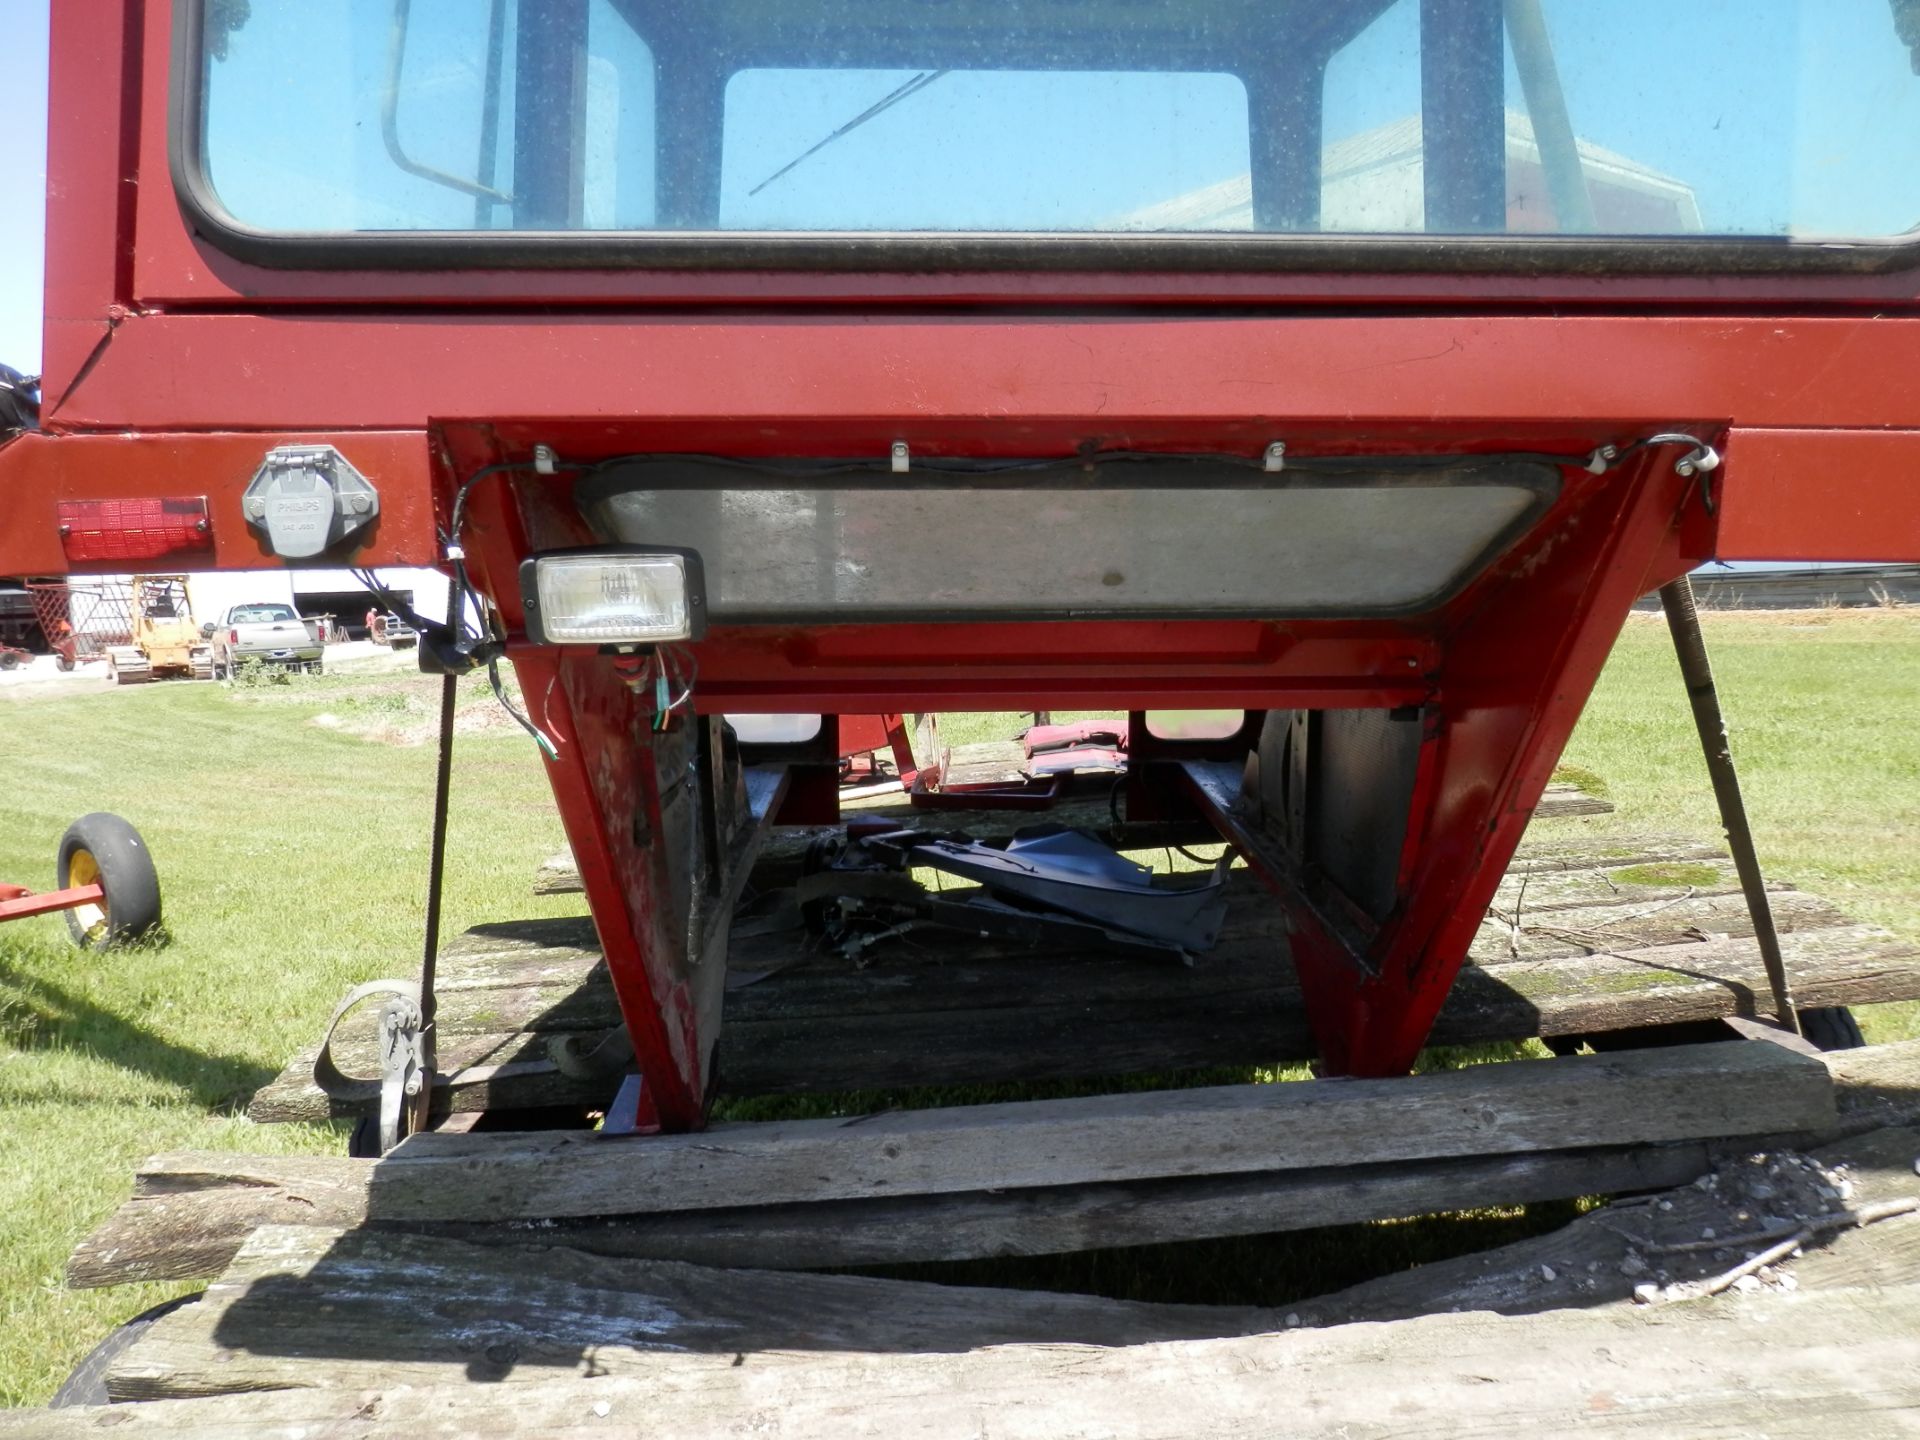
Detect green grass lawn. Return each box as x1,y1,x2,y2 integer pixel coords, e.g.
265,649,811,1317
1559,608,1920,1045
0,657,582,1406
1,609,1917,1404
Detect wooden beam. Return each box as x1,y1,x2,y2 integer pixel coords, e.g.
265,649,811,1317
1285,1118,1920,1328
68,1140,1710,1290
67,1045,1920,1295
370,1041,1834,1221
103,1224,1278,1401
12,1284,1919,1435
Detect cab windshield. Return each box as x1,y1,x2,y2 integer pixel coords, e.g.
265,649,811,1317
194,0,1920,242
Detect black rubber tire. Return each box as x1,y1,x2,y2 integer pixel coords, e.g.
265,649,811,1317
48,1295,201,1409
0,651,19,671
56,813,163,949
1798,1005,1866,1051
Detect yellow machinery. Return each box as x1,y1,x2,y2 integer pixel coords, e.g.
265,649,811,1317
105,575,214,685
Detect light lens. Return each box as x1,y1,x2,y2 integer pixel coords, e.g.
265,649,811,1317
534,554,691,644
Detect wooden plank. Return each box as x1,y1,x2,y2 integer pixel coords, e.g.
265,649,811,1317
1287,1119,1920,1329
17,1284,1920,1435
1827,1037,1920,1130
1471,886,1845,960
1486,858,1740,913
1534,780,1613,816
720,926,1920,1095
246,919,1919,1117
484,843,1753,1004
248,1031,625,1124
277,1043,1832,1224
105,1224,1279,1401
66,1152,374,1290
66,1141,1710,1291
70,1045,1920,1291
426,880,1837,1032
1433,924,1920,1043
934,738,1031,789
1503,833,1725,875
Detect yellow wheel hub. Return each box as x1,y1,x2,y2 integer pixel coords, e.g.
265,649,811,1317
67,848,108,942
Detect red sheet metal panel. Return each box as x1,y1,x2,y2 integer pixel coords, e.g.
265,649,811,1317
1718,429,1920,563
38,0,140,412
37,313,1920,438
0,431,440,575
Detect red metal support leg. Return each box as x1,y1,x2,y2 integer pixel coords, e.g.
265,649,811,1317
507,645,714,1131
1322,457,1701,1073
1188,453,1704,1076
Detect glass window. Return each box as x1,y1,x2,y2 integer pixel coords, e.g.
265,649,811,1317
200,0,654,231
194,0,1920,243
720,69,1247,232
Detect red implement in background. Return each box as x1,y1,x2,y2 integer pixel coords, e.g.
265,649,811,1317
28,580,132,671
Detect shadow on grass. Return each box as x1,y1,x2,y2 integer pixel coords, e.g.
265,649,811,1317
0,958,275,1114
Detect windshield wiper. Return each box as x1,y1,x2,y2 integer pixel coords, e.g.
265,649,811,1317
749,69,949,197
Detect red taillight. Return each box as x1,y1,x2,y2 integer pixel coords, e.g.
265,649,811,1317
228,630,239,647
57,497,212,567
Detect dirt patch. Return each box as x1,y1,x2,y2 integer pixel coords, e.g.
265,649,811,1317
1636,604,1916,630
309,700,526,746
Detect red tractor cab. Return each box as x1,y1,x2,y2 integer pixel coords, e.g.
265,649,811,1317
6,0,1920,1136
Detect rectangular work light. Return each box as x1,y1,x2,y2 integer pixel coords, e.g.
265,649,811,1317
519,548,706,645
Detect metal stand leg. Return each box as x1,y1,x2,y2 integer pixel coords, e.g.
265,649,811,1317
408,601,460,1136
1658,575,1800,1034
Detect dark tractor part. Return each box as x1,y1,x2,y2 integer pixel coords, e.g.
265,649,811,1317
56,812,164,948
0,364,39,437
1797,1006,1867,1051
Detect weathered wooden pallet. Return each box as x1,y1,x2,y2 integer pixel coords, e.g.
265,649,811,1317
251,825,1920,1123
28,1091,1920,1435
79,1040,1919,1293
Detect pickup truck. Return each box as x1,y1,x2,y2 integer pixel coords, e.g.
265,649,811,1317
203,603,324,677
